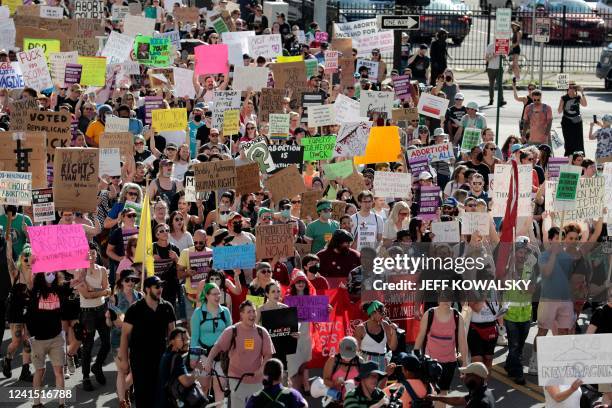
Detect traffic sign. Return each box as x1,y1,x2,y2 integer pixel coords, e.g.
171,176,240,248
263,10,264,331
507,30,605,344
534,18,550,42
494,8,512,39
494,38,510,56
378,15,420,30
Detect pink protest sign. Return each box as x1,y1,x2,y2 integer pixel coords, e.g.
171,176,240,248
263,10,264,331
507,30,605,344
194,44,229,76
28,224,90,273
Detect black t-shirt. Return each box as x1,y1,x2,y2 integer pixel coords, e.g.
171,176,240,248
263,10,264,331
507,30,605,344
134,149,153,164
26,287,63,340
153,242,180,303
56,95,79,111
408,54,430,82
124,298,176,359
108,227,127,258
465,385,496,408
157,349,188,407
590,304,612,333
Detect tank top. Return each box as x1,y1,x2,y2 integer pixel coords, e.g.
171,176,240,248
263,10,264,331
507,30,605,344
544,385,582,407
331,359,360,385
155,178,177,205
361,322,387,354
520,95,533,122
80,269,105,308
425,312,457,363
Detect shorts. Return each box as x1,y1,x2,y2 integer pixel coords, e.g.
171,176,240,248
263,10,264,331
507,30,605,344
438,361,458,391
30,334,66,370
537,300,574,330
467,325,497,357
510,46,520,55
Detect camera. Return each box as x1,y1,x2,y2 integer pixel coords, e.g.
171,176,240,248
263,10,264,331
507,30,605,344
417,353,443,391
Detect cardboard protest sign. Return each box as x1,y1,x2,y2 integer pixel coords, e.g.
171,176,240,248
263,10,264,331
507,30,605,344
270,62,307,95
248,34,282,59
359,90,393,118
255,224,294,260
460,212,489,235
264,165,307,201
0,131,46,189
64,63,82,85
194,44,229,75
174,6,200,23
418,185,440,220
235,162,261,194
331,200,347,221
67,38,99,57
111,5,129,21
333,94,361,124
407,142,454,163
548,157,569,178
307,105,337,128
331,37,353,55
302,136,336,161
342,172,367,196
31,188,55,223
77,56,106,86
193,159,236,191
48,51,78,88
284,295,329,322
99,132,133,158
537,333,612,386
323,160,354,180
461,128,482,152
152,108,187,131
28,224,90,273
211,90,241,129
0,61,25,89
547,176,605,224
259,88,286,122
354,126,401,165
0,171,32,206
393,75,412,100
339,56,354,87
105,116,130,133
241,136,277,174
261,307,298,355
17,47,52,91
99,148,121,177
334,121,371,158
101,31,134,65
300,190,322,220
431,221,460,242
52,148,99,212
232,66,269,92
269,145,304,169
355,58,379,82
391,107,419,123
25,110,70,165
212,243,256,269
185,251,212,294
123,15,156,38
269,114,290,140
373,171,411,198
417,93,450,119
73,0,104,18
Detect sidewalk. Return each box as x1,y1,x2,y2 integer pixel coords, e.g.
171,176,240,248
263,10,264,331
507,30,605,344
453,70,606,91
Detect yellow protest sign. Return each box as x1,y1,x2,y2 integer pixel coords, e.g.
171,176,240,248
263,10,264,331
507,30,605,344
151,108,187,131
277,55,303,63
4,0,22,14
223,109,239,135
24,38,61,61
246,295,265,308
77,56,107,86
354,126,402,165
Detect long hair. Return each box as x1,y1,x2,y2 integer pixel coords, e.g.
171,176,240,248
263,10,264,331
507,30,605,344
119,183,143,204
388,201,410,226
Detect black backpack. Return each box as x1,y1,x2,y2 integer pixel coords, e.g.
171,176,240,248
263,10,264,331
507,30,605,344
250,386,294,408
422,307,460,352
197,307,229,349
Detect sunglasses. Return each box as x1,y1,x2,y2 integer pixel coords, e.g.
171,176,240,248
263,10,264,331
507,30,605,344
127,191,138,196
111,176,121,179
124,278,139,283
157,229,170,233
291,200,301,204
220,210,230,215
125,213,137,218
532,98,541,101
246,127,255,130
174,217,184,222
135,141,144,145
194,241,206,245
472,182,483,186
399,212,409,216
259,269,272,274
487,147,496,151
467,203,477,208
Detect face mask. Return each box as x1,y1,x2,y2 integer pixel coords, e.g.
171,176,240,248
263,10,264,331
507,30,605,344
281,209,291,218
247,201,256,211
445,76,453,82
45,273,56,284
321,212,332,220
233,221,242,233
308,264,320,274
193,115,202,122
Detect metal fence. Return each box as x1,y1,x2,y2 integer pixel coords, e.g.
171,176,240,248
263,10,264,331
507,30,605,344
336,3,611,73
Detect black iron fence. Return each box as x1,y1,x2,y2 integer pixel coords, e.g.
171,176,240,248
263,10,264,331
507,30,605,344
335,3,611,73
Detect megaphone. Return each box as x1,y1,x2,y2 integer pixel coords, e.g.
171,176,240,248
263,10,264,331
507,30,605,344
311,377,357,406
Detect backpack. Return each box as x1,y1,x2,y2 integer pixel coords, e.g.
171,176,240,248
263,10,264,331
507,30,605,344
165,353,208,408
422,307,459,353
251,387,294,408
197,307,229,348
398,379,434,408
221,324,265,376
331,354,361,383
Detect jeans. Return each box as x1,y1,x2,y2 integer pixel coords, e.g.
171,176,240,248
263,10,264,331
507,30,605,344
504,319,530,377
487,68,504,103
80,305,111,378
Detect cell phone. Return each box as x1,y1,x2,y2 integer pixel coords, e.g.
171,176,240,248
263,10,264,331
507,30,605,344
189,347,205,356
512,77,516,84
594,115,597,123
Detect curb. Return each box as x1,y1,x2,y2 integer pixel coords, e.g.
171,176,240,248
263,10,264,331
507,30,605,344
457,82,608,92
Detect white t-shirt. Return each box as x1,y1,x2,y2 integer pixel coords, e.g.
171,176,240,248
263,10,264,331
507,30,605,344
350,212,384,251
544,385,582,408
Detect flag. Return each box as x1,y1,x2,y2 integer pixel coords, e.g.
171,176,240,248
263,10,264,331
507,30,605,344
134,193,154,277
495,159,518,278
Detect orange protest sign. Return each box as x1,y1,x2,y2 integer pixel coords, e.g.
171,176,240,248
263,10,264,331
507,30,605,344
353,126,401,165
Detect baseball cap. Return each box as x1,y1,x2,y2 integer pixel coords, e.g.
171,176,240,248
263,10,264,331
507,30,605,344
433,128,448,138
454,93,465,100
443,197,458,208
166,143,178,150
511,143,523,153
316,200,332,212
332,229,354,244
603,114,612,123
419,171,433,181
459,362,489,379
339,336,358,360
398,352,421,372
143,275,163,289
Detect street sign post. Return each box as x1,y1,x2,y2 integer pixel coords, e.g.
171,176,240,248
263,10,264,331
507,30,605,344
534,18,551,43
494,8,512,39
494,38,510,56
378,15,420,30
493,8,513,144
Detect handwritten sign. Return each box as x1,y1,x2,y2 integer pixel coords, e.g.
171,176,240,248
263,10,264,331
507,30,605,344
264,165,307,201
0,171,31,206
359,90,393,118
77,56,106,86
193,159,236,191
307,105,337,128
211,90,241,129
223,109,240,136
28,224,89,273
323,160,354,180
0,61,25,89
100,132,133,158
52,148,99,212
460,212,489,235
431,221,460,242
324,50,339,73
302,136,336,161
212,243,256,269
269,114,290,139
32,188,55,223
73,0,104,18
355,58,379,82
99,148,121,177
152,108,187,131
235,162,261,194
255,224,294,260
0,131,47,189
25,110,70,165
284,295,329,322
248,34,282,59
556,73,569,90
547,176,605,223
49,51,78,88
232,66,269,92
17,47,52,91
246,295,265,308
373,171,411,198
334,121,371,158
333,94,361,124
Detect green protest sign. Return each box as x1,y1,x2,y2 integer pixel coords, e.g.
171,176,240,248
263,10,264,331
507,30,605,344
305,59,318,79
302,136,336,161
556,166,581,201
212,18,229,34
134,35,171,67
324,160,354,180
461,127,482,152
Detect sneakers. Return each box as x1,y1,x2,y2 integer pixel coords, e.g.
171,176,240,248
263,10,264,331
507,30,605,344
497,335,508,346
91,363,107,385
67,354,76,374
528,352,538,375
513,375,526,385
2,356,12,378
18,365,33,382
82,377,94,392
64,366,70,380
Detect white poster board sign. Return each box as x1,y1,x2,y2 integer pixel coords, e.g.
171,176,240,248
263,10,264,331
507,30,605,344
431,221,460,242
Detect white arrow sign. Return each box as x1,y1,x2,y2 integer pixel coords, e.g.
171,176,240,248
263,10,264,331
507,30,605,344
378,15,420,30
